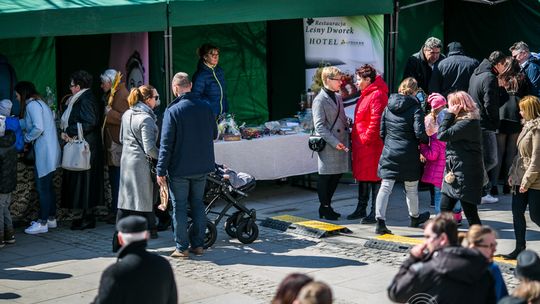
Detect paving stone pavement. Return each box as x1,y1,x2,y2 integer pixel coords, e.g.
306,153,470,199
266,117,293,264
0,181,537,303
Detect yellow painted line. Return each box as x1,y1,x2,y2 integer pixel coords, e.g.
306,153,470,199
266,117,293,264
272,215,309,223
296,220,347,232
376,234,424,245
376,235,517,266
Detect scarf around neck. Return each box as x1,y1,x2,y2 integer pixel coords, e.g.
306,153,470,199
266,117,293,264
60,88,89,131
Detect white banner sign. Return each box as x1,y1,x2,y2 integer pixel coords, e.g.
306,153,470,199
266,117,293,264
304,16,384,101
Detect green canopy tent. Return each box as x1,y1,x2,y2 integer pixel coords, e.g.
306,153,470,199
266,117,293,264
0,0,394,123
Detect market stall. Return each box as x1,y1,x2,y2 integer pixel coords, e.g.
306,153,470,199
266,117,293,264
214,132,317,180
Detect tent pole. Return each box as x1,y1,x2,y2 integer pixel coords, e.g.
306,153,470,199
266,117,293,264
164,2,173,104
389,0,399,91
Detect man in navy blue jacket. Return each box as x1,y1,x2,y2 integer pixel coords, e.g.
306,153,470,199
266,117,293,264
156,72,217,259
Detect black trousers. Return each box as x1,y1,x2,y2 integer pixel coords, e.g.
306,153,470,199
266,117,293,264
317,174,342,206
358,181,381,217
440,193,481,226
512,187,540,248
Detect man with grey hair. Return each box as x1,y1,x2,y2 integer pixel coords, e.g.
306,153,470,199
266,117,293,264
510,41,540,97
403,37,445,94
93,216,177,304
157,72,217,259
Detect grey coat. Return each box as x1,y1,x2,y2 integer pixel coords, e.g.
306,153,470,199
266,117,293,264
118,102,159,212
312,89,350,174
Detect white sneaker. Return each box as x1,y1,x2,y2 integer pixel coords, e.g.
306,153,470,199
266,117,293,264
481,194,499,204
24,221,48,234
47,219,57,228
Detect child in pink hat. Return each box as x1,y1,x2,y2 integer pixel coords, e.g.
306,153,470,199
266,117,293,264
420,93,463,223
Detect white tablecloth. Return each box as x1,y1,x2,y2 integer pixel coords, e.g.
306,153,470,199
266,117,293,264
214,133,318,180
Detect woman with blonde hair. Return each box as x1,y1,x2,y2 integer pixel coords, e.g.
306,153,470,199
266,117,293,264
114,85,160,249
462,225,508,301
374,77,430,234
502,95,540,259
438,91,483,225
311,66,350,220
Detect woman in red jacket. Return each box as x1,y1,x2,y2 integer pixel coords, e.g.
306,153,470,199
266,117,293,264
348,64,389,223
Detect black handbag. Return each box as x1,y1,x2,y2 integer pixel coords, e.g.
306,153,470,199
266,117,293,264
308,106,340,152
23,143,35,166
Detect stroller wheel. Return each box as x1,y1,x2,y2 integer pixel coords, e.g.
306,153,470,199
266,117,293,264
189,220,217,249
224,211,244,238
236,219,259,244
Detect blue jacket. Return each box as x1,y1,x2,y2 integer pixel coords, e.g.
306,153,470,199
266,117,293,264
192,60,228,116
5,116,23,152
523,55,540,97
157,92,217,178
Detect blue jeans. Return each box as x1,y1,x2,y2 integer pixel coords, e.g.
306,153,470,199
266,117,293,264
108,166,120,213
434,187,462,215
169,174,207,251
35,170,56,223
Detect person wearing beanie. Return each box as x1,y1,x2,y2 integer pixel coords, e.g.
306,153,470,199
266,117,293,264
420,93,463,223
429,41,479,97
93,216,177,304
100,68,130,225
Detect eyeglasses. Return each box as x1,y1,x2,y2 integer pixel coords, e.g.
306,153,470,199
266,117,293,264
153,95,159,101
208,52,219,58
329,78,341,81
69,84,76,88
476,242,497,250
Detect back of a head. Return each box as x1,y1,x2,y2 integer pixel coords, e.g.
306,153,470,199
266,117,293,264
488,50,506,66
295,281,333,304
117,215,148,246
272,273,314,304
172,72,191,89
398,77,418,96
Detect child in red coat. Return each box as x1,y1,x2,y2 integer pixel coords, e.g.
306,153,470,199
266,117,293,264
420,93,462,223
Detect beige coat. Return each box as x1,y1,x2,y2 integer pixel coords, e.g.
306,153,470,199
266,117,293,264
509,117,540,190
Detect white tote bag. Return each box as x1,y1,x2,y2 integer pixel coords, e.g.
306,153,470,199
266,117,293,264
62,122,91,171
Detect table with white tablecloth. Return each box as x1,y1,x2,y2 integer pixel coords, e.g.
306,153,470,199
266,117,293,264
213,133,318,180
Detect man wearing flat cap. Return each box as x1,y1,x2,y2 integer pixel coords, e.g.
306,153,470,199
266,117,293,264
93,216,177,304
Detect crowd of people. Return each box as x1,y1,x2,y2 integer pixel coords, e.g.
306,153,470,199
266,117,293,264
1,35,540,303
312,38,540,256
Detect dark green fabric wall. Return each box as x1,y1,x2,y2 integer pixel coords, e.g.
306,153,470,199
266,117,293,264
171,22,268,125
267,19,306,120
445,0,540,60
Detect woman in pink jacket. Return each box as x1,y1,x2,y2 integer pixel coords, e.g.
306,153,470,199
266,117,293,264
349,64,389,223
420,93,462,222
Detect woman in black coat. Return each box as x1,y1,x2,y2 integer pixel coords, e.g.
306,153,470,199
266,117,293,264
374,77,430,234
60,70,104,230
438,91,484,225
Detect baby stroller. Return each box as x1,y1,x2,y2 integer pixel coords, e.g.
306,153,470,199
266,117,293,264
191,164,258,249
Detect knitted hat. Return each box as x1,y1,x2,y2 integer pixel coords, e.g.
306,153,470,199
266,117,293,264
428,93,447,110
0,99,12,116
100,69,118,84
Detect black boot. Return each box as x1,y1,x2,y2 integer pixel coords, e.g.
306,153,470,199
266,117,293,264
490,186,499,196
503,184,511,195
328,206,341,218
375,219,392,235
410,211,430,228
348,183,369,220
360,214,377,224
501,246,526,260
347,207,366,220
319,205,339,221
